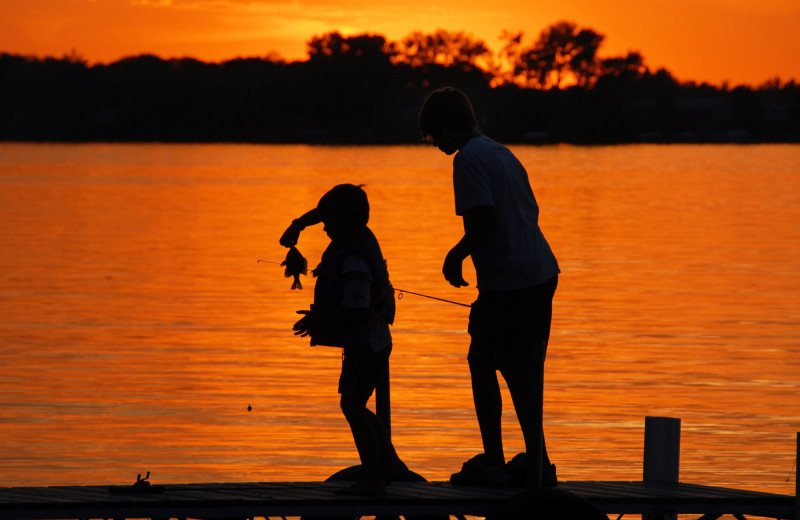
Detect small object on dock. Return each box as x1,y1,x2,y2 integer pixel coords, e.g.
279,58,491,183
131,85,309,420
107,471,165,494
248,404,252,412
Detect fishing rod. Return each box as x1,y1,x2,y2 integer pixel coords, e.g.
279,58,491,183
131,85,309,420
394,288,471,308
258,258,470,308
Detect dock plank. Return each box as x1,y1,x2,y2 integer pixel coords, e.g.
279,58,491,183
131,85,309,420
0,480,794,520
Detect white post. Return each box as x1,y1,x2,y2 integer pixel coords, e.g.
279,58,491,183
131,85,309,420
643,417,681,520
643,416,681,483
795,432,799,520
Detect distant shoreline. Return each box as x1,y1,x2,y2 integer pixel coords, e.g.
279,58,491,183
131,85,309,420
2,52,798,145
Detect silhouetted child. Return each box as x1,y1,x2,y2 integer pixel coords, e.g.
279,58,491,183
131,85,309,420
419,87,560,488
280,183,407,496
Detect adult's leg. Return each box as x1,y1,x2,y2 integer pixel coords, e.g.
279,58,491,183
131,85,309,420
467,293,507,468
503,348,545,487
468,355,505,467
535,276,557,473
502,276,557,487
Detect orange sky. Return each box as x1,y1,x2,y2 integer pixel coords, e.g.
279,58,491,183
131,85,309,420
2,0,799,86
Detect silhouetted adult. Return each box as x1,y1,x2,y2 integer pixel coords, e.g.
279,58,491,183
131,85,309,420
280,184,407,496
419,87,560,488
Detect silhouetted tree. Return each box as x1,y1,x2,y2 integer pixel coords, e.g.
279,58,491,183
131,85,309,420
307,32,393,65
299,32,407,142
391,29,492,71
495,30,524,86
571,28,605,87
599,51,648,81
1,24,797,144
307,32,347,60
514,21,604,89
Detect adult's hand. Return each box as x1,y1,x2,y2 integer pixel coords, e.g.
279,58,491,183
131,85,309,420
443,247,469,288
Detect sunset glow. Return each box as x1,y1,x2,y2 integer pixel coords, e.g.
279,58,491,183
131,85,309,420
1,0,799,86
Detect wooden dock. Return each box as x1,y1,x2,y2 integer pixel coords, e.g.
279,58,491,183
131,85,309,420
2,421,796,520
0,479,795,520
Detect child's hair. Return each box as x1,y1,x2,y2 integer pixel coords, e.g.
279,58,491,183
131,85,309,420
418,87,478,138
317,184,370,228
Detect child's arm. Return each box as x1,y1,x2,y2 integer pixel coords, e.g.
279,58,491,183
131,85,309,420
280,208,323,247
293,256,372,346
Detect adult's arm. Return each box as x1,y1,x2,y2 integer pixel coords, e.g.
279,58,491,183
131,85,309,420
442,204,497,287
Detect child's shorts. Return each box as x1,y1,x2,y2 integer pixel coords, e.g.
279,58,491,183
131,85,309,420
467,276,558,372
339,344,391,402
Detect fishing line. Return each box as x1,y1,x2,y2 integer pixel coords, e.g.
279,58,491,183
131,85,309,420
259,257,470,307
394,288,471,307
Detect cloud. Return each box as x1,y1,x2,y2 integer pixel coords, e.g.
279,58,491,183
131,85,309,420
129,0,175,6
129,0,301,13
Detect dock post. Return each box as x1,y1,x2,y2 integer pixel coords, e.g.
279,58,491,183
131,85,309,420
376,357,391,438
643,416,680,520
643,416,681,483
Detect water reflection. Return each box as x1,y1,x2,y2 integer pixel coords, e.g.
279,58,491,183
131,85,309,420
0,143,798,493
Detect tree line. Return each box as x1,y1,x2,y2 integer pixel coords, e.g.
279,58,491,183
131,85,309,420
1,22,798,144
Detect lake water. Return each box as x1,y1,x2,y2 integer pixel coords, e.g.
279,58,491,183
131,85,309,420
0,143,798,497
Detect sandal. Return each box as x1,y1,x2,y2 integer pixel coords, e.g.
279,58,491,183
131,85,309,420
506,452,558,487
450,453,512,487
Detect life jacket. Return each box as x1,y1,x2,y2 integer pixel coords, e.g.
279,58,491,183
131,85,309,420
309,227,395,347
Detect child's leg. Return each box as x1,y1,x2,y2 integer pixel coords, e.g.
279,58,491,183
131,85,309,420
337,347,390,495
365,408,409,479
340,394,386,494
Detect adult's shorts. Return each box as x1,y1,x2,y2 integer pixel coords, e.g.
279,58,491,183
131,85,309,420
467,275,558,371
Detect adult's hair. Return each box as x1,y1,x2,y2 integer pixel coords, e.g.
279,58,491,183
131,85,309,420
317,183,370,228
418,87,478,137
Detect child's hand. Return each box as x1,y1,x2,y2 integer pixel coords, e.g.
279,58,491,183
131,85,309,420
280,220,304,247
293,310,313,337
